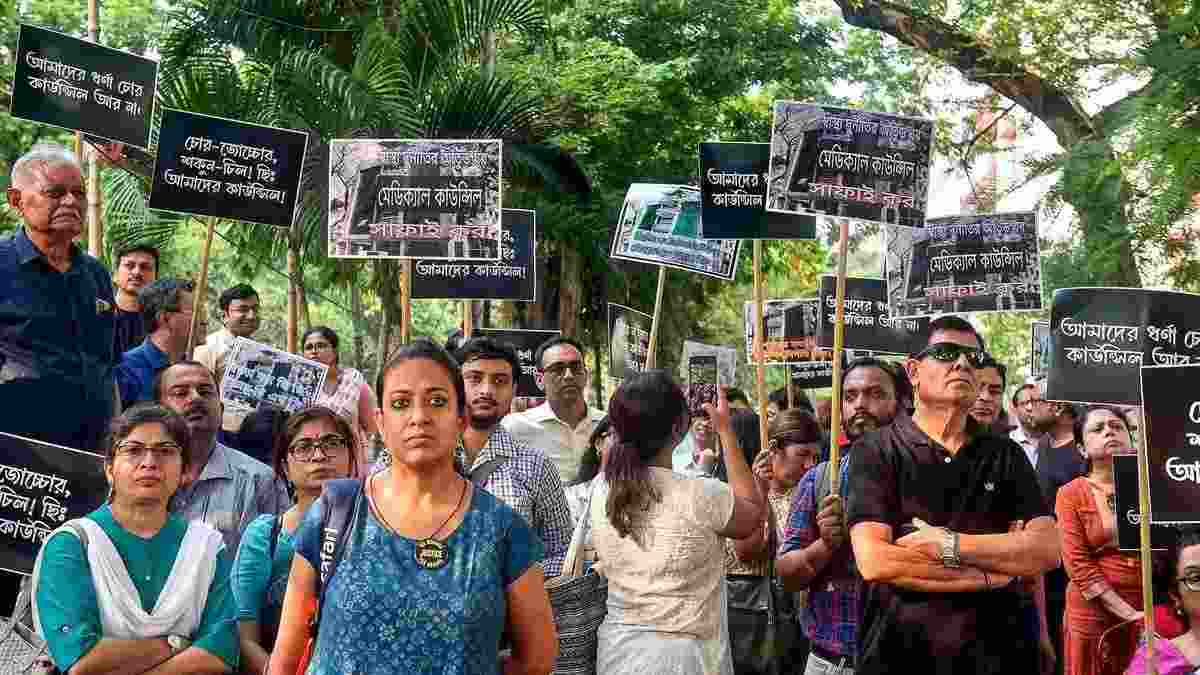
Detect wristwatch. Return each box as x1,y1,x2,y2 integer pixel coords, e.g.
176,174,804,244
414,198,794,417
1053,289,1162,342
938,527,961,568
166,635,190,655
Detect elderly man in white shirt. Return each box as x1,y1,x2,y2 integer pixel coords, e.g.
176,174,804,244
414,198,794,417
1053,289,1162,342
502,337,606,483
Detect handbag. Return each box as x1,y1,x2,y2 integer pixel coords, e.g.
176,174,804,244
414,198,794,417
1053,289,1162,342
726,504,801,675
293,479,361,675
544,480,608,675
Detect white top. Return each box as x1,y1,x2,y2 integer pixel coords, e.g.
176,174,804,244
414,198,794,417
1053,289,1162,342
502,402,606,482
590,469,735,640
1010,425,1041,467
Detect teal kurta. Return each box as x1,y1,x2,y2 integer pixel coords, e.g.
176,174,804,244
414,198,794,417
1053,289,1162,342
232,513,295,632
35,505,240,672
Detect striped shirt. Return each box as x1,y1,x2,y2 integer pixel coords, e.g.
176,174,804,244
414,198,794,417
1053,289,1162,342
171,440,290,554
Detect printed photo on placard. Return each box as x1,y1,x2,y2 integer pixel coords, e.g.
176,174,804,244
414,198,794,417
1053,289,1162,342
698,142,817,240
412,209,536,301
883,212,1042,317
0,433,107,576
687,355,720,416
1113,453,1176,551
148,108,309,227
1047,287,1200,405
11,24,158,148
682,341,738,388
219,337,328,413
817,276,931,354
609,303,653,381
1031,320,1050,381
610,183,742,281
477,328,560,398
328,139,502,260
742,298,826,366
766,102,933,228
1142,364,1200,524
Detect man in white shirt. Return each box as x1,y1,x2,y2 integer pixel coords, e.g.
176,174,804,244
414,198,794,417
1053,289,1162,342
502,336,605,483
1009,379,1049,467
193,283,261,372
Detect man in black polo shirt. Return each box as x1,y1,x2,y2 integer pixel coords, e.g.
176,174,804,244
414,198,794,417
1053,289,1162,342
1,143,116,451
846,315,1059,675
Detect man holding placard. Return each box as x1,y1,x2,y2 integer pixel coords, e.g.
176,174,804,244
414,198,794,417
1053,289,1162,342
846,316,1058,675
194,284,262,373
1,143,117,452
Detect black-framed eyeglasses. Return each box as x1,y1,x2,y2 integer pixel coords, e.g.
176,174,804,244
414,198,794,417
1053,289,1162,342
914,342,991,369
542,361,587,379
288,434,349,461
1179,575,1200,592
114,442,184,461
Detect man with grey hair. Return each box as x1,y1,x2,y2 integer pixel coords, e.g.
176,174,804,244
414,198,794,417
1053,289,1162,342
0,143,117,451
114,278,205,406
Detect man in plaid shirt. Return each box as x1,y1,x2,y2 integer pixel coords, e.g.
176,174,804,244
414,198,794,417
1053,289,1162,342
456,337,572,576
777,358,905,674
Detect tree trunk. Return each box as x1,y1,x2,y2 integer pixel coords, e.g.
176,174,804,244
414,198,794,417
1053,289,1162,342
297,278,311,332
832,0,1142,287
350,277,365,371
559,243,582,337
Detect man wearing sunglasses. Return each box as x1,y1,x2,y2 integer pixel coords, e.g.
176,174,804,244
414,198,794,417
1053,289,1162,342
845,315,1059,675
502,336,606,483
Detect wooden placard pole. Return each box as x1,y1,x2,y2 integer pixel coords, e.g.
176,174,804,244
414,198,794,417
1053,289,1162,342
463,301,474,339
286,229,299,354
1136,417,1158,675
645,266,667,370
400,259,412,345
85,0,101,258
753,241,768,452
827,218,850,496
187,218,217,356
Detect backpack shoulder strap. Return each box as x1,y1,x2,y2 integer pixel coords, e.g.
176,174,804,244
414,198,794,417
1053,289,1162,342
469,458,506,487
313,479,362,623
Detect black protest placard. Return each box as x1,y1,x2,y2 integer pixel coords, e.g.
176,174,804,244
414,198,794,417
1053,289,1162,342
0,433,107,576
11,24,158,148
477,328,560,397
698,143,817,240
817,276,931,354
609,304,653,381
148,108,308,227
412,209,536,301
327,139,502,260
611,183,742,280
1141,364,1200,524
1032,321,1050,380
1113,454,1176,551
883,212,1043,317
219,338,328,413
687,355,719,416
767,103,933,228
1046,288,1200,405
789,351,862,389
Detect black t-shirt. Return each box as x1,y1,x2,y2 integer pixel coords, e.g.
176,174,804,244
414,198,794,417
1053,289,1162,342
845,414,1050,675
112,307,146,357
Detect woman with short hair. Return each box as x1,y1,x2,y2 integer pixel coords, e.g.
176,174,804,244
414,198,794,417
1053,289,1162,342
232,406,358,675
33,403,237,675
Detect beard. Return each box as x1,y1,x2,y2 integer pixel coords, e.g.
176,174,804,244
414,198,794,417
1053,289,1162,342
844,413,882,441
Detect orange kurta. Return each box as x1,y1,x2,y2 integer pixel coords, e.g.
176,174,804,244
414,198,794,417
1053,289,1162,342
1056,477,1143,675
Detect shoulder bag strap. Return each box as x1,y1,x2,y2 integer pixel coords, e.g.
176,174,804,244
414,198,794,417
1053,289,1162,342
469,458,506,487
312,479,362,629
562,480,600,578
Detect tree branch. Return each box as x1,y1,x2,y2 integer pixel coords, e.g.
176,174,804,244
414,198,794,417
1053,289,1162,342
831,0,1097,147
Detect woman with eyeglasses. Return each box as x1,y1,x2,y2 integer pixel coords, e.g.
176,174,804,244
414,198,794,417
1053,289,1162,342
232,406,359,675
32,404,238,675
1056,405,1144,675
269,340,557,675
1126,526,1200,674
301,326,378,463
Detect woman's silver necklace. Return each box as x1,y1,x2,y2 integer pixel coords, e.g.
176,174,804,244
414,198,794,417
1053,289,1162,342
371,471,466,570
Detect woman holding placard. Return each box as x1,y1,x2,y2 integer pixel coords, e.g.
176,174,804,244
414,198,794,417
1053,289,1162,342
32,404,237,675
591,374,764,674
1056,405,1144,675
232,406,358,675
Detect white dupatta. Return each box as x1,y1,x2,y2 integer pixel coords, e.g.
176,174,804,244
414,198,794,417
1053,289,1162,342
31,518,224,641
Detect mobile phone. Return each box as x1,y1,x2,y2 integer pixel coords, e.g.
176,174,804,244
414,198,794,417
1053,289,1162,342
687,355,719,416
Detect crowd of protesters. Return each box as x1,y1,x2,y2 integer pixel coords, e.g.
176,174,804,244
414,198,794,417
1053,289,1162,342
3,142,1191,675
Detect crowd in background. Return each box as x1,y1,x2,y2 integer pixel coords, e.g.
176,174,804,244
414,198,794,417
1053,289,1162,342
5,142,1199,675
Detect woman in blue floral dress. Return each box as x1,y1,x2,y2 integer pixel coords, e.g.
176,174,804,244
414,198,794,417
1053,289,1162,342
269,340,558,675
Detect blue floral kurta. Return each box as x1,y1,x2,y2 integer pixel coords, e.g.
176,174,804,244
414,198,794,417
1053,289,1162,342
294,486,543,674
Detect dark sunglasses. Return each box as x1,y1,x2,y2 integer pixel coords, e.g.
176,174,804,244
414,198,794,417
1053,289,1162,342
915,342,991,369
